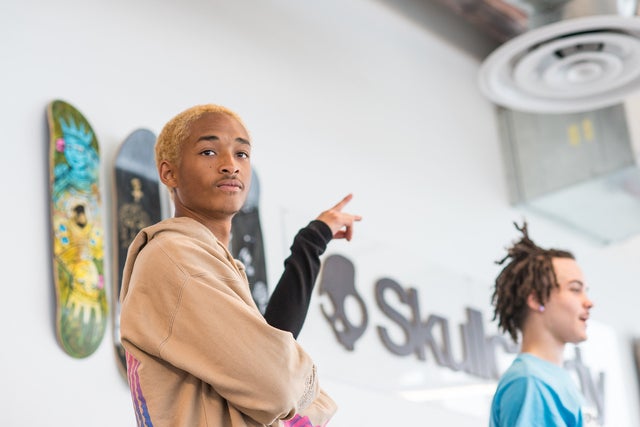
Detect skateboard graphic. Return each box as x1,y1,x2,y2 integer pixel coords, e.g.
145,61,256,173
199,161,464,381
230,168,269,313
47,99,107,358
112,128,163,376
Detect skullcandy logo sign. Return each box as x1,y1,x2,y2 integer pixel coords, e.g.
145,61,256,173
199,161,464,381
318,254,368,351
318,254,606,425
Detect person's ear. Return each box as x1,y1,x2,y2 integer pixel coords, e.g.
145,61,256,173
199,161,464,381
526,293,544,313
159,160,178,189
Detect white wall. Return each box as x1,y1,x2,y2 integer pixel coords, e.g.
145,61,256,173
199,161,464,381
2,0,640,425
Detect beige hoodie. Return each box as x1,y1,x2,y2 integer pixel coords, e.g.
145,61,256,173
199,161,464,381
120,217,336,427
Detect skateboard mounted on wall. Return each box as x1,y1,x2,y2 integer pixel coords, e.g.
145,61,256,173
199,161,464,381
112,128,164,377
47,99,107,358
230,168,269,313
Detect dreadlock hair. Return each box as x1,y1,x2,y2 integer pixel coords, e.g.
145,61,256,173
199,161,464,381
491,221,574,343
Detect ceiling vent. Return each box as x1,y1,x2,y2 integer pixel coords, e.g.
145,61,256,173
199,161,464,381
431,0,640,243
478,0,640,113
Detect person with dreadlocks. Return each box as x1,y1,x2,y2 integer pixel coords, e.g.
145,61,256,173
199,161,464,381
489,222,594,427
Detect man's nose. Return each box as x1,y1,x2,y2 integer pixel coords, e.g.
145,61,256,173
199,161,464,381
584,295,594,309
219,153,239,174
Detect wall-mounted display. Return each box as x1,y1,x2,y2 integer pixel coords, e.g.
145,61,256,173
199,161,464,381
47,99,107,358
112,128,163,376
230,168,268,313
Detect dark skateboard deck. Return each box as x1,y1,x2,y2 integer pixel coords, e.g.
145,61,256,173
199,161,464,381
47,99,107,358
230,168,269,313
112,128,163,377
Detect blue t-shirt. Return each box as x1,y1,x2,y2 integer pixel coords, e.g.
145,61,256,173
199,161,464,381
490,353,585,427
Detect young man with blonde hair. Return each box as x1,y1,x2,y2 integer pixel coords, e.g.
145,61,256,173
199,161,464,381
120,104,361,427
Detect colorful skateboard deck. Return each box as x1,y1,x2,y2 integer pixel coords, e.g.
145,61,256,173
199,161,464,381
47,99,107,358
230,168,269,313
112,128,163,377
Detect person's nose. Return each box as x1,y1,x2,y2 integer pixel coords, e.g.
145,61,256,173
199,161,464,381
218,152,239,175
584,294,594,310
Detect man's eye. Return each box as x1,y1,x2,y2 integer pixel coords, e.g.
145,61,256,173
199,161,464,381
237,152,249,159
201,150,216,156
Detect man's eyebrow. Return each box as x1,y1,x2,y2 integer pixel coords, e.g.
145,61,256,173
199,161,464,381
567,280,584,288
196,135,251,145
197,135,219,142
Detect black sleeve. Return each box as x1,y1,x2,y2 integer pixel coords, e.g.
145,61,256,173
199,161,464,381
263,220,333,339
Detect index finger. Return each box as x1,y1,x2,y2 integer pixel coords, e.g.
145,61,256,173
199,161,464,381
331,193,354,211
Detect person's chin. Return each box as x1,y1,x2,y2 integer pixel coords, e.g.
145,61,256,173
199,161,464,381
218,191,246,206
572,333,588,343
228,200,247,215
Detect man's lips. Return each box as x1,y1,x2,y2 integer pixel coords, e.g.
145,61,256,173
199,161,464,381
216,179,243,192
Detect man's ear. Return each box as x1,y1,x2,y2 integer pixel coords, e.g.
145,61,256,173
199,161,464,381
526,293,544,312
159,160,178,188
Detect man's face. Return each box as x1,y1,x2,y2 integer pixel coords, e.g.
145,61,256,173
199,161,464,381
543,257,594,344
170,112,251,219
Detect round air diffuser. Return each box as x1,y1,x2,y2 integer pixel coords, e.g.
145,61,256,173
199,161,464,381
479,15,640,113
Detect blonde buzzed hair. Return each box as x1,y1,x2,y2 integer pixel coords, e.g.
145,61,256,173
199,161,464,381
155,104,246,172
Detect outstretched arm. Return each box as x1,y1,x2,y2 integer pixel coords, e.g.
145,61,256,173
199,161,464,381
264,194,362,338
